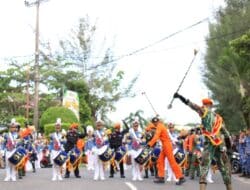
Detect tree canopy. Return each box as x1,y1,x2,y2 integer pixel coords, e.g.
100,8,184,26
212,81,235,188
204,0,250,131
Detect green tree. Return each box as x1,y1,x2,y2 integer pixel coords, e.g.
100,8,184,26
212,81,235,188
204,0,250,131
230,30,250,128
41,16,137,121
0,64,28,122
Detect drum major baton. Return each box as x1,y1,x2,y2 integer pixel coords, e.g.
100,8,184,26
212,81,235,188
167,49,198,109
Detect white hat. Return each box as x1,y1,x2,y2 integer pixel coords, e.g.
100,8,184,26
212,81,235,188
11,118,16,125
55,118,62,125
132,118,139,124
86,125,94,133
37,133,42,139
96,120,104,125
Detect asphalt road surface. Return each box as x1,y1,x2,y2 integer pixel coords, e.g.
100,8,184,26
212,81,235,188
0,166,249,190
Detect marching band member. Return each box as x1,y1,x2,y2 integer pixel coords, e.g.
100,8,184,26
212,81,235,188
64,123,85,179
109,122,129,178
177,129,189,170
34,133,44,169
19,123,37,177
128,119,144,181
174,93,233,190
3,119,20,181
146,117,185,185
92,120,108,181
85,125,95,171
49,118,66,181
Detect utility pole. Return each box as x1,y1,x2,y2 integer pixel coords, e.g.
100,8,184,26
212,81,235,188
26,65,30,121
25,0,48,130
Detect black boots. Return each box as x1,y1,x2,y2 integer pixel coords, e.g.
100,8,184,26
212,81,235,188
109,174,125,178
154,177,165,183
176,177,186,185
31,162,36,173
144,169,149,178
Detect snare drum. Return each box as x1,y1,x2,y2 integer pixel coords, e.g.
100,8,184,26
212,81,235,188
151,147,161,162
173,148,186,165
8,147,27,166
134,146,152,165
53,151,68,166
98,145,114,162
69,148,81,165
114,146,126,163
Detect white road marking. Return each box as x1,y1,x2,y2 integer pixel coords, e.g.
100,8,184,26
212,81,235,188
125,182,137,190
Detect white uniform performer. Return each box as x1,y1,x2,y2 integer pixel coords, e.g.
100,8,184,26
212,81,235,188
165,123,178,182
50,118,65,181
85,125,95,171
3,119,19,182
92,120,108,181
129,120,143,181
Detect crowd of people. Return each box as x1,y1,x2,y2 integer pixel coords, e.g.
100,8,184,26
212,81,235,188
0,95,249,190
232,128,250,178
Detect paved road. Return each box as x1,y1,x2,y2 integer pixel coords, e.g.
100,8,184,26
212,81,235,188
0,166,249,190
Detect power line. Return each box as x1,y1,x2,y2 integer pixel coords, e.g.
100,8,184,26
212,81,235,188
1,24,250,64
86,18,209,70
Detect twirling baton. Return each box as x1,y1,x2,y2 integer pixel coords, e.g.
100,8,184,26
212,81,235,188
142,92,159,116
167,49,198,109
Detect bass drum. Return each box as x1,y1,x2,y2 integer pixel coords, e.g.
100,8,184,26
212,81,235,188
53,151,68,166
173,148,186,165
98,145,114,162
8,147,27,166
114,146,126,163
134,146,152,165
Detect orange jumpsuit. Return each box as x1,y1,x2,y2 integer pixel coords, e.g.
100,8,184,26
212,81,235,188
147,121,183,179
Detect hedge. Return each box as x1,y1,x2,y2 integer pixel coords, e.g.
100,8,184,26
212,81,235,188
40,106,78,131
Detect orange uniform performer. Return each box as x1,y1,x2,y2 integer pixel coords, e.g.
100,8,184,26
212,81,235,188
147,117,185,185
